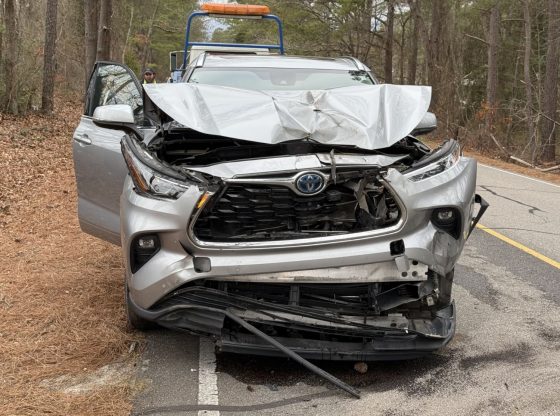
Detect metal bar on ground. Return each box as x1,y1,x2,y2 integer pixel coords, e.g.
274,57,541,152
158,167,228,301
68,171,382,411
224,309,361,399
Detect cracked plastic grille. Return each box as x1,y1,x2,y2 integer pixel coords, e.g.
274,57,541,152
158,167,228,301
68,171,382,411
192,182,400,242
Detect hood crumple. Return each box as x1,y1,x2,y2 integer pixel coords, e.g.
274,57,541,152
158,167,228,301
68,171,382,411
143,83,431,150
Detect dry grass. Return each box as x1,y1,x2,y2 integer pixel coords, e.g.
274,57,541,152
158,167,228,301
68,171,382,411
0,99,141,415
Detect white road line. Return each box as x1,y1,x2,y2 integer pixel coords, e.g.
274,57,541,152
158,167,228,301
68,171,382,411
198,337,220,416
479,163,560,189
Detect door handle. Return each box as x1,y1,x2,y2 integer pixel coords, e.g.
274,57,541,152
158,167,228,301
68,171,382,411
73,133,92,145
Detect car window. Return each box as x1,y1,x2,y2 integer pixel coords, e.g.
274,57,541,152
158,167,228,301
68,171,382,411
88,64,143,121
188,68,374,90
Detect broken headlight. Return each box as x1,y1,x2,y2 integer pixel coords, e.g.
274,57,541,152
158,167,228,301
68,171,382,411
121,135,191,199
405,140,461,182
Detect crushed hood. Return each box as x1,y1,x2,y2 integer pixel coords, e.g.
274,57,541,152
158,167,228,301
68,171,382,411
143,83,431,151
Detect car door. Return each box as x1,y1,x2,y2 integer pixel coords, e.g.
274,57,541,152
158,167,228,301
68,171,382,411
73,62,143,245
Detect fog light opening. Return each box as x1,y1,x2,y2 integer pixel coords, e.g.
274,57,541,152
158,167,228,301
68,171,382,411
131,234,160,273
431,208,461,239
436,209,455,223
137,236,157,249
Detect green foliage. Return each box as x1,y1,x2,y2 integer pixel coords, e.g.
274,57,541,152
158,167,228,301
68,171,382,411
0,0,556,159
124,49,141,75
211,0,390,75
117,0,200,79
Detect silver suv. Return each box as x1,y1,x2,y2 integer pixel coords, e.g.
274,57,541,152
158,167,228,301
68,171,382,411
73,54,487,362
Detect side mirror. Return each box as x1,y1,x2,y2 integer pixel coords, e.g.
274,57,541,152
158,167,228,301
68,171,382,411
411,112,437,136
170,51,178,71
169,50,185,83
92,104,145,137
92,104,135,125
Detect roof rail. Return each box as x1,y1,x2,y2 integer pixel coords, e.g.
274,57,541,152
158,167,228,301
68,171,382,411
339,56,367,71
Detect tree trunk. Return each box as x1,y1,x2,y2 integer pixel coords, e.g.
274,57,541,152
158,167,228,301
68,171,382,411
42,0,58,114
84,0,98,89
3,0,18,114
383,0,394,83
486,4,500,131
407,0,420,84
96,0,112,61
541,0,560,163
398,9,409,84
357,0,374,63
523,0,536,163
140,0,161,71
121,5,134,63
426,0,451,111
0,0,3,79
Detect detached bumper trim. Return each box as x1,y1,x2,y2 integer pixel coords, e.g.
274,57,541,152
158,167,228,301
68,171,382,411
218,302,456,361
468,194,489,238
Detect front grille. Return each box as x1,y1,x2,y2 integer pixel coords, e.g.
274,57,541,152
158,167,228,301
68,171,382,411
192,181,400,242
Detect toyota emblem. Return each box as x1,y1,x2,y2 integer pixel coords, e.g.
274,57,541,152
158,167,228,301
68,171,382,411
295,173,324,194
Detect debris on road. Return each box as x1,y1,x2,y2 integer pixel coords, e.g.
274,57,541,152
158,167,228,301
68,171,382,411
353,362,368,374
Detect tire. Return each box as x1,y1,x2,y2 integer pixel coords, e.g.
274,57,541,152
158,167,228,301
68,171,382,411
437,269,454,307
125,279,157,330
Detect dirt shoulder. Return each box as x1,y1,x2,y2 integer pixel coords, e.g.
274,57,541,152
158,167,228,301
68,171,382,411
0,100,140,416
464,151,560,185
423,137,560,186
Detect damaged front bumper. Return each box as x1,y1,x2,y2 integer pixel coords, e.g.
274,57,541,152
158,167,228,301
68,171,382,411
120,145,486,396
129,284,456,361
122,149,484,368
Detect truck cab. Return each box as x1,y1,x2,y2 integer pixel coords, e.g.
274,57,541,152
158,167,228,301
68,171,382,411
169,3,285,82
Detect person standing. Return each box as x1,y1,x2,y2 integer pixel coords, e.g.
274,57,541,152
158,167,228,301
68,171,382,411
143,68,157,84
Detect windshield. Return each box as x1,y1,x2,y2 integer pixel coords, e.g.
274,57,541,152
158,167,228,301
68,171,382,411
188,68,374,90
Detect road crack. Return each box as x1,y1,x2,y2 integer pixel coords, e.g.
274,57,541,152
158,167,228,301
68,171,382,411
479,185,545,215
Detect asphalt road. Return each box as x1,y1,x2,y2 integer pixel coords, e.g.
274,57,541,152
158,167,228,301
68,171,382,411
132,164,560,416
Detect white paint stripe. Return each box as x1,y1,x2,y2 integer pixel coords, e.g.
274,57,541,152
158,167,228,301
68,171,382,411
479,163,560,189
197,337,220,416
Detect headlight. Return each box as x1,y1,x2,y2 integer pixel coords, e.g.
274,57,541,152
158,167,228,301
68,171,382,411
121,135,193,199
405,139,461,182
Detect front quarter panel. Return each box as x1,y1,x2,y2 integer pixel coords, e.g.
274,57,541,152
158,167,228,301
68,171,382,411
388,156,478,273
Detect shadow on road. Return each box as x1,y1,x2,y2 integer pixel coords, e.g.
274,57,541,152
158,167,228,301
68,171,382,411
216,350,454,395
